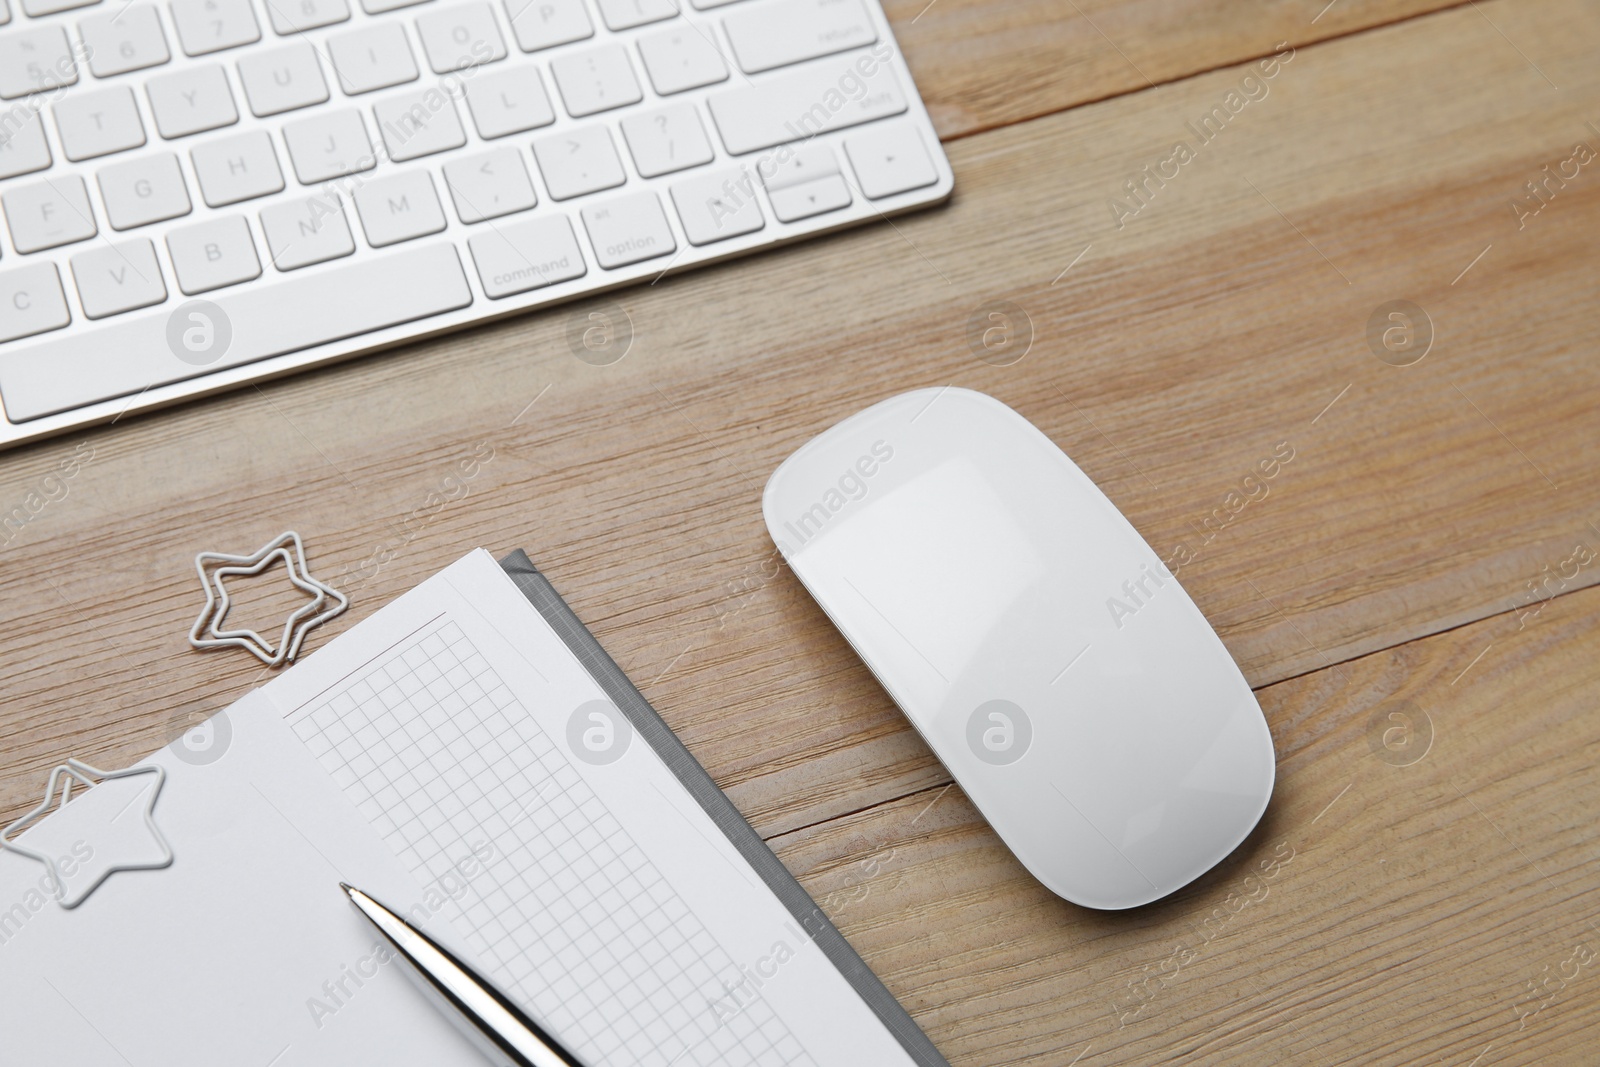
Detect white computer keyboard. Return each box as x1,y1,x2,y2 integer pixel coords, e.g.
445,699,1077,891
0,0,952,449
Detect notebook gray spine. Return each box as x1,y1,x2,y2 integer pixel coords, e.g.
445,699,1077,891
498,551,948,1067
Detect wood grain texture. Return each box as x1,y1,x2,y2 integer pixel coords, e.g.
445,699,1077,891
890,0,1471,138
0,1,1597,1061
770,582,1600,1065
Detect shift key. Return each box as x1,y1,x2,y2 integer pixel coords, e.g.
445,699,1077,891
0,244,471,422
707,53,905,155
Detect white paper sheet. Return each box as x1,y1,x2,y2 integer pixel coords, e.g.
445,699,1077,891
0,550,918,1067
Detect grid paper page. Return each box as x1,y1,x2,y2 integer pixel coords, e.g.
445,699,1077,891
290,619,814,1067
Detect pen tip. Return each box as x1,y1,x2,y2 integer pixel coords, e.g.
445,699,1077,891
339,881,356,895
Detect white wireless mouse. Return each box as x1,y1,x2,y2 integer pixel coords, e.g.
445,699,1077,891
763,388,1275,909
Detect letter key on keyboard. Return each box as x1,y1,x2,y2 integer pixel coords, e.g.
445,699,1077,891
416,3,509,73
463,67,555,138
0,265,71,345
282,109,376,183
191,131,285,206
69,239,169,319
4,177,98,253
328,23,419,94
146,66,240,138
352,171,448,246
237,42,331,116
166,215,263,294
54,87,147,162
98,153,194,230
260,194,357,269
0,113,52,181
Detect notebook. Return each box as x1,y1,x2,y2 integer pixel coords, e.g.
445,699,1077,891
0,549,947,1067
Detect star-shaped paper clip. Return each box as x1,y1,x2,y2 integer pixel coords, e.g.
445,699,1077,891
0,760,173,909
189,531,349,667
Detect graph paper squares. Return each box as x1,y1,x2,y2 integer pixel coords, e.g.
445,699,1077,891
290,621,813,1067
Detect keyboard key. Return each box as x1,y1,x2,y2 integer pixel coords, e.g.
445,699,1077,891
763,142,835,188
761,143,848,221
239,43,330,116
167,214,261,293
772,173,849,221
619,103,712,178
689,0,743,8
3,177,97,253
54,87,147,162
147,65,239,138
532,125,624,200
637,25,728,95
264,0,349,33
504,0,590,52
462,66,553,138
329,24,420,95
361,0,428,13
467,213,584,297
70,239,168,319
595,0,675,30
416,2,508,74
0,111,52,181
0,264,70,345
171,0,262,56
373,91,467,161
443,147,535,223
671,167,762,245
352,170,446,246
261,194,356,269
0,244,472,422
723,0,874,74
580,191,673,268
80,5,172,77
844,121,935,198
98,153,193,230
23,0,97,15
283,109,375,183
0,28,78,100
708,52,905,154
191,130,285,206
551,44,641,118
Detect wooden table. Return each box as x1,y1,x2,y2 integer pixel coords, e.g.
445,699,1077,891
4,0,1598,1062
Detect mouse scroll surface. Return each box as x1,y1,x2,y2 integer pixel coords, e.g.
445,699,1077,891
763,389,1275,909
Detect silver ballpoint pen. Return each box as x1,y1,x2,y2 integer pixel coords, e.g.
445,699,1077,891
341,882,588,1067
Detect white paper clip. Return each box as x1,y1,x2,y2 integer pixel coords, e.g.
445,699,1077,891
189,531,348,667
0,759,174,909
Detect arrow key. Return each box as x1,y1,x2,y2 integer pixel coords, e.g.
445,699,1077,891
670,167,765,246
759,143,850,222
844,121,937,200
767,174,851,223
